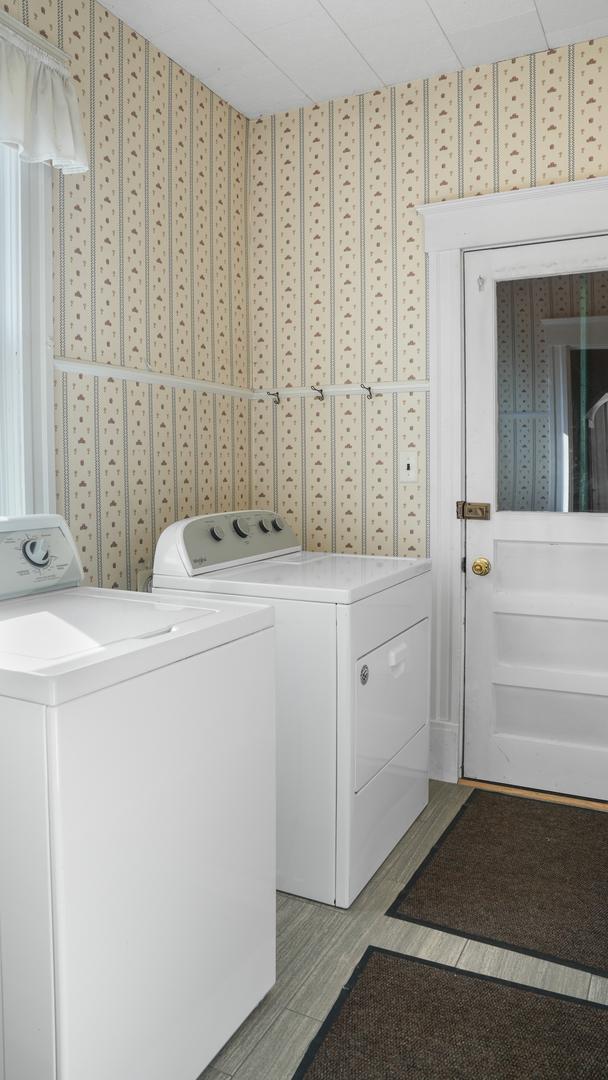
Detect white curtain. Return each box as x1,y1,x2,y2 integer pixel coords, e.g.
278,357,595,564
0,15,87,174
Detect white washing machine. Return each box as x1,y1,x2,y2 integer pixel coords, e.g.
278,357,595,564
0,515,275,1080
154,509,431,908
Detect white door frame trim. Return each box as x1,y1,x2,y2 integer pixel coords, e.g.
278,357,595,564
418,175,608,783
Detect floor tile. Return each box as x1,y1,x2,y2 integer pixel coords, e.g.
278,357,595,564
231,1009,320,1080
348,872,403,917
212,903,344,1074
197,1065,231,1079
370,916,467,966
288,916,373,1021
588,975,608,1005
457,938,592,998
378,782,471,885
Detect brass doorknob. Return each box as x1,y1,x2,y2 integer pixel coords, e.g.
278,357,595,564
471,557,491,576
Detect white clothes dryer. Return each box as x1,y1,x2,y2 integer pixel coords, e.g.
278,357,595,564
0,515,275,1080
153,509,431,908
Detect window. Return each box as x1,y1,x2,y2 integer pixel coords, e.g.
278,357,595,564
0,9,87,518
0,144,54,516
496,272,608,513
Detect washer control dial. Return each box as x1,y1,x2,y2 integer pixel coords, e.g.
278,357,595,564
272,516,284,532
233,518,250,539
22,538,50,568
210,525,225,542
259,518,272,534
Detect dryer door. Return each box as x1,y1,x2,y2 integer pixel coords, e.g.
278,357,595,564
355,619,429,792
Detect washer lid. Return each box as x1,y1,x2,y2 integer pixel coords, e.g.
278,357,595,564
0,587,272,704
170,550,431,604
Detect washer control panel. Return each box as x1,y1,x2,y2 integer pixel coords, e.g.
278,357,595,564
0,515,83,600
155,509,300,576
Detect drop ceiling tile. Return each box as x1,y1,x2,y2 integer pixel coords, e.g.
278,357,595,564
545,18,608,47
350,20,460,85
216,73,312,117
251,12,382,101
160,10,262,81
103,0,179,37
206,52,313,116
428,0,536,35
320,0,435,33
535,0,608,48
447,10,547,68
535,0,608,33
211,0,321,35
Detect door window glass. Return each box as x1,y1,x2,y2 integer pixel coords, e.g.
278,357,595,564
497,272,608,512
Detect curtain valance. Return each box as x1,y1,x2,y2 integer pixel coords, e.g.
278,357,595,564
0,12,87,174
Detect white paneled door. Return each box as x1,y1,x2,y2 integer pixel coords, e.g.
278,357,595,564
463,236,608,799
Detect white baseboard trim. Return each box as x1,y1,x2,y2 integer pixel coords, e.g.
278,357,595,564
429,719,460,783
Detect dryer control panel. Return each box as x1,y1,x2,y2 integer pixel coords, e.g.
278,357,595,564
0,515,83,600
154,510,301,577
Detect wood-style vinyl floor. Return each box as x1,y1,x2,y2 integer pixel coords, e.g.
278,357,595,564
200,780,608,1080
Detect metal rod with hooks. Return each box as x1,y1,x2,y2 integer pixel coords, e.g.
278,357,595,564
254,380,429,402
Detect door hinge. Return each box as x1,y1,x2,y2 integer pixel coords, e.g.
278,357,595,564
456,501,491,521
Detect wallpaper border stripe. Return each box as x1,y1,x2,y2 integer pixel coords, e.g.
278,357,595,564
209,88,216,382
270,112,279,511
144,39,151,369
189,74,196,380
148,382,156,540
358,92,368,554
121,381,132,588
244,115,252,393
457,71,464,200
167,60,175,377
529,53,537,189
61,371,70,524
227,108,234,388
192,389,200,516
492,62,499,193
118,18,125,367
89,0,97,363
390,85,399,557
568,44,576,182
298,106,307,547
329,100,337,553
212,394,219,509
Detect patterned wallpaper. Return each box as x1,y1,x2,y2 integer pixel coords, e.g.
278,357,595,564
249,40,608,558
4,0,251,587
497,272,608,512
5,0,608,577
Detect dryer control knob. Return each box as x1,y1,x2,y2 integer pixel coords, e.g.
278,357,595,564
259,518,272,534
210,525,225,542
22,538,50,567
233,518,250,539
272,516,284,532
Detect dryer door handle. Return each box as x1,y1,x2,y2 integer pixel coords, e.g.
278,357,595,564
388,642,407,678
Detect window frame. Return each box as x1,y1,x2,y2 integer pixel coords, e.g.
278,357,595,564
0,147,54,516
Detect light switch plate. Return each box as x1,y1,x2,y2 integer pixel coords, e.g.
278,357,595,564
399,451,418,484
